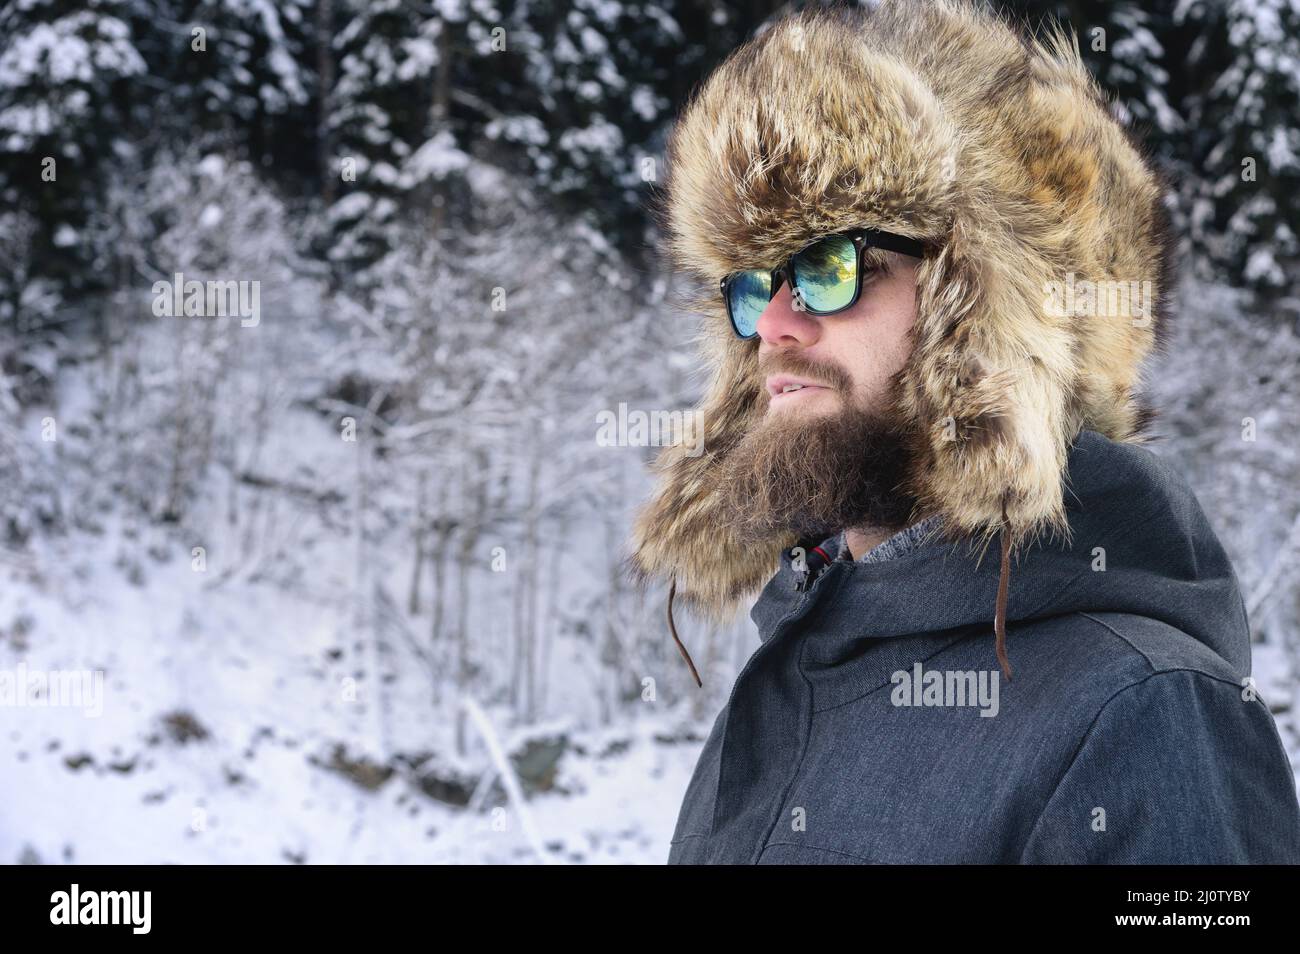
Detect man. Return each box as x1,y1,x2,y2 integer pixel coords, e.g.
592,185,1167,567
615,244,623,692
630,0,1300,863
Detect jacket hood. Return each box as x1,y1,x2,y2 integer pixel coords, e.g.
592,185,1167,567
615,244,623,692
630,0,1175,625
752,430,1250,677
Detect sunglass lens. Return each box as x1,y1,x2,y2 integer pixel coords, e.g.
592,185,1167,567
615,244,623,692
726,269,772,338
791,234,857,313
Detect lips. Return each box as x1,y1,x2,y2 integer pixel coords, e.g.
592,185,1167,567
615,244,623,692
766,374,832,399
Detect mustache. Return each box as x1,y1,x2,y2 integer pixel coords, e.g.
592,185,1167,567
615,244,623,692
757,350,853,393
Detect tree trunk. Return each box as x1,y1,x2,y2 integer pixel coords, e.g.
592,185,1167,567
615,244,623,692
317,0,336,206
408,470,428,615
428,16,453,235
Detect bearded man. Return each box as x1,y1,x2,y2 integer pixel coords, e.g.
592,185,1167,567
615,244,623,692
630,0,1300,864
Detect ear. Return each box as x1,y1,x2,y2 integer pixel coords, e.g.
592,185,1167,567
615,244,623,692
897,220,1079,550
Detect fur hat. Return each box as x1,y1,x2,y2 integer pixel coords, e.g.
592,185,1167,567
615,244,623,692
630,0,1174,679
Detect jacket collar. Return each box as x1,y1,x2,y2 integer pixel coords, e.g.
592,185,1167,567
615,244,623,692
748,431,1249,677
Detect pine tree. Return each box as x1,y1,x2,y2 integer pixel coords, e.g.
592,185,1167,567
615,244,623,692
324,0,502,287
125,0,316,179
0,0,146,325
499,0,683,243
1190,0,1300,297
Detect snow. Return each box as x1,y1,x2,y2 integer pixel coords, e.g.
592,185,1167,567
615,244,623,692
0,514,699,864
558,117,624,161
405,130,470,182
0,349,709,864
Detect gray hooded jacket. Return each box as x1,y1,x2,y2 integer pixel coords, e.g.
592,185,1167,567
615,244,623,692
667,431,1300,864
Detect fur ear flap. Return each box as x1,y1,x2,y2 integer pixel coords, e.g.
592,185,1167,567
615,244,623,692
898,221,1078,552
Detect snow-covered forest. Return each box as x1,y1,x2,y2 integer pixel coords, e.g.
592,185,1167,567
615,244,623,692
0,0,1297,864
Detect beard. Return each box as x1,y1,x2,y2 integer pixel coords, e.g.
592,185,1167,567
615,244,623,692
716,354,920,546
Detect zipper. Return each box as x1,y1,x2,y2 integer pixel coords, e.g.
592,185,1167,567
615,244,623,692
732,559,843,705
793,543,835,592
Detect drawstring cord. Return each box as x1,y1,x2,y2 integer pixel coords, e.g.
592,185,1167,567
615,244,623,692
667,578,703,687
994,495,1014,681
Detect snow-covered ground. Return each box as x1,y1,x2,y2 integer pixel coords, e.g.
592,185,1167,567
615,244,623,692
0,352,716,865
0,527,706,864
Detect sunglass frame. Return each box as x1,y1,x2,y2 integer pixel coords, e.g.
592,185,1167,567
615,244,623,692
720,227,927,339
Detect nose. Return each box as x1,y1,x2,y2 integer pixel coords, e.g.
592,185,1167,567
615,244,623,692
755,279,822,348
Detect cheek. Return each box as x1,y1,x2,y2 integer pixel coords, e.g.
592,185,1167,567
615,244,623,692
853,278,919,386
879,274,920,352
